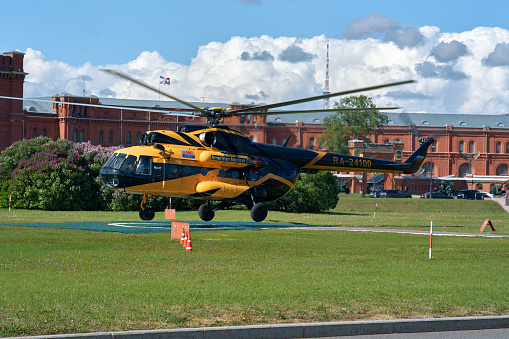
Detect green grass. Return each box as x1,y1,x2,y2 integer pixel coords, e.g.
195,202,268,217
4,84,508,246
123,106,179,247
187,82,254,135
0,196,508,336
2,195,508,234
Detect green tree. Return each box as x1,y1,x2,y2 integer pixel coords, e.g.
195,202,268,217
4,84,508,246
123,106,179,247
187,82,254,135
318,95,389,154
267,171,339,213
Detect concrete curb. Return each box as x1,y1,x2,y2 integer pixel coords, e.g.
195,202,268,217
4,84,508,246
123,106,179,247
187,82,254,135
8,315,509,339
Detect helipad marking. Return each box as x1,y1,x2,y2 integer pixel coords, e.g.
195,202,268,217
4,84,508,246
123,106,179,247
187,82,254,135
108,222,172,229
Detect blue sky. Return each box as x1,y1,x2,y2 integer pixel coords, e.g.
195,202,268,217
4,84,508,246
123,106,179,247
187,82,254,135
7,0,509,66
6,0,509,114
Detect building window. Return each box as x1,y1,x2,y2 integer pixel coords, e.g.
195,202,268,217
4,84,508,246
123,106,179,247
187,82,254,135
496,165,508,176
126,132,132,145
468,141,474,153
496,142,501,153
240,115,245,123
459,141,464,153
80,130,84,142
282,138,287,146
108,131,113,144
272,137,277,145
136,132,142,145
99,131,104,143
73,129,78,142
309,137,315,150
506,143,509,154
384,139,389,144
42,129,46,137
32,128,37,138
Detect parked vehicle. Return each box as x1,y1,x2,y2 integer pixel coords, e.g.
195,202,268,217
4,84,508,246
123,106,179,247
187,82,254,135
457,189,484,200
379,189,412,198
420,192,454,199
369,190,382,198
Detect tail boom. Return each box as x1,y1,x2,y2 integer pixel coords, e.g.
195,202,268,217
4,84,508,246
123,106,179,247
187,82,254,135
301,138,433,175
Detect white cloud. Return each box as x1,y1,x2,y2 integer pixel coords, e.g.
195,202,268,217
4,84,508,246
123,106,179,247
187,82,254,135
21,24,509,114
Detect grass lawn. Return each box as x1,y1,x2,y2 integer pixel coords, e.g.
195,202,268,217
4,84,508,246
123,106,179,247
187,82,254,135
0,195,508,336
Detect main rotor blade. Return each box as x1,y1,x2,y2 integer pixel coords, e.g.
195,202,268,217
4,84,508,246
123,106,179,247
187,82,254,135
241,107,401,116
102,69,205,113
230,80,415,114
0,95,196,116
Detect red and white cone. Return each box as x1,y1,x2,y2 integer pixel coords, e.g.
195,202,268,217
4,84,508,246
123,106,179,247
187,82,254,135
180,229,186,245
186,232,192,252
182,230,188,249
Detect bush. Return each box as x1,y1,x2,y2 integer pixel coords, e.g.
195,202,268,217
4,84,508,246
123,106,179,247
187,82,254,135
0,138,118,210
267,171,339,213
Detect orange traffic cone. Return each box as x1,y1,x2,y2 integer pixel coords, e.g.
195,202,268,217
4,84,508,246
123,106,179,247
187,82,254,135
180,229,185,245
186,232,192,252
182,231,188,249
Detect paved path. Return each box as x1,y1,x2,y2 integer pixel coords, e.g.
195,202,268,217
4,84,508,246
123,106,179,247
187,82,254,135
289,226,509,238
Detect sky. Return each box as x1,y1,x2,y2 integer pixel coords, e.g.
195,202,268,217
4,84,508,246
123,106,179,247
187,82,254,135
5,0,509,114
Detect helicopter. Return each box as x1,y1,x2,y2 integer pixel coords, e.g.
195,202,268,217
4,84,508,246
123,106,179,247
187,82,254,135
98,70,434,222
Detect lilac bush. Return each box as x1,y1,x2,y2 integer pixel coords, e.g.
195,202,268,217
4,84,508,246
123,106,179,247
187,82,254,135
0,137,119,210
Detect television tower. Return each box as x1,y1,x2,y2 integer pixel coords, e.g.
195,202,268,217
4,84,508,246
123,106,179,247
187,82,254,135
323,41,330,109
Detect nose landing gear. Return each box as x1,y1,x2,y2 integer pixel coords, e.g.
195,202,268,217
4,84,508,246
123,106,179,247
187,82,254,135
139,193,155,221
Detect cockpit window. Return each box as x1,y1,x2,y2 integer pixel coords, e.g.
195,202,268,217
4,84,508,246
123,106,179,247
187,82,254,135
121,155,137,174
104,154,117,167
111,153,127,169
135,156,152,175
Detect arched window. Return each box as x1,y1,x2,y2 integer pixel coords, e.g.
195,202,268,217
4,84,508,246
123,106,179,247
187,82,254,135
468,141,474,153
506,142,509,154
422,162,434,177
240,115,245,123
384,139,389,144
99,131,104,144
459,163,471,177
272,137,277,145
80,130,84,142
32,128,37,138
496,165,508,176
73,129,78,142
496,142,501,153
136,132,141,145
42,129,46,137
309,138,315,150
126,132,132,145
108,131,113,144
459,141,464,153
282,138,287,146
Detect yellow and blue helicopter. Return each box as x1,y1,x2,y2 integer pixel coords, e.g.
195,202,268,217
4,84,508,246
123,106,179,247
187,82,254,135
99,70,434,222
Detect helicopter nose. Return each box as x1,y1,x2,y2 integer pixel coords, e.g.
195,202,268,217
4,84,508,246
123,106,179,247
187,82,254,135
100,167,126,189
100,153,139,189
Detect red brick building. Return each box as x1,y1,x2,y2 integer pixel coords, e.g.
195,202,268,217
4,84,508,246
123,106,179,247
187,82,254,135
0,51,27,151
2,50,509,194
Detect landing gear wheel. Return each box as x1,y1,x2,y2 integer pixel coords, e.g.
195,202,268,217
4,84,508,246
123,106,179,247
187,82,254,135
251,203,267,222
139,207,155,221
199,203,215,221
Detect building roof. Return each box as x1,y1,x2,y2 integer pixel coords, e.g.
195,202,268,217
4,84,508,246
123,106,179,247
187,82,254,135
23,97,55,114
265,111,509,129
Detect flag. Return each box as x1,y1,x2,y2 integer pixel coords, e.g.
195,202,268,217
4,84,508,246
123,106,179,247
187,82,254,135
160,76,170,85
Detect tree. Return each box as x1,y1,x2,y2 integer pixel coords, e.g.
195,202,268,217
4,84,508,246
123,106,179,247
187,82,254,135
318,95,389,154
267,171,339,213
